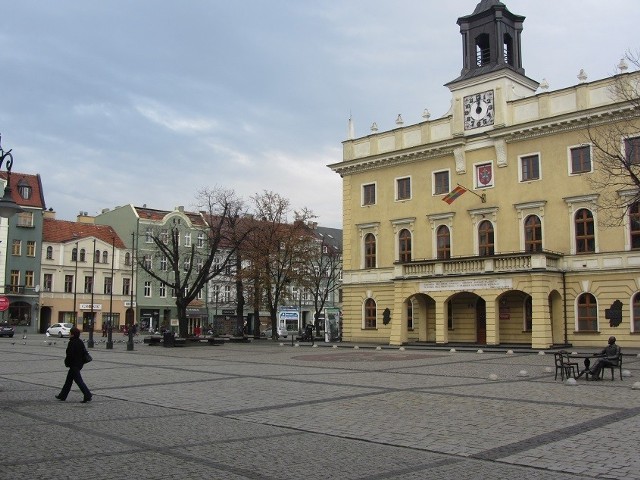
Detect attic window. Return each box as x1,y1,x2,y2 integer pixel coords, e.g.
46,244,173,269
475,33,490,66
18,182,31,200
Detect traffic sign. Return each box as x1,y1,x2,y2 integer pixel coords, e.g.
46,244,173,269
0,296,9,312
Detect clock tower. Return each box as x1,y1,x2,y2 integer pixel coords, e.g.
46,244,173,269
446,0,539,134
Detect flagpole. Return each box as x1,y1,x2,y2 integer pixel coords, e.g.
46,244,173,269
456,184,486,203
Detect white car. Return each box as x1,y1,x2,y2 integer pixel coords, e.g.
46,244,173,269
46,323,74,337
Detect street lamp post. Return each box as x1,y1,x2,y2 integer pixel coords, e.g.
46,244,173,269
0,136,24,219
106,237,114,349
87,239,96,348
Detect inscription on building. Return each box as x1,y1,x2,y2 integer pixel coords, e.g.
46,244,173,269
420,278,513,292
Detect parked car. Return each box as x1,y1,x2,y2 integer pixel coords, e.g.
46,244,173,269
46,323,74,337
0,323,14,337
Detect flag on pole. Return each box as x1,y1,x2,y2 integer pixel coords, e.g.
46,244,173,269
442,185,467,204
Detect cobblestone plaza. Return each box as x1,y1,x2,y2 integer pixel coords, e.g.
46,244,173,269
1,337,639,479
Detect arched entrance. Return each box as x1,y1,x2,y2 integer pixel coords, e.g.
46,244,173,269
406,293,436,342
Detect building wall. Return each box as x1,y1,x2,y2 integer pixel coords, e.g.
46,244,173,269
334,71,640,349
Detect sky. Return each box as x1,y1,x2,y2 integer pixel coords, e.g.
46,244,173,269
0,1,637,228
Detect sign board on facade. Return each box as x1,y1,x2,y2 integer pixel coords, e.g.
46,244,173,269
124,301,137,307
80,304,102,310
0,296,9,312
170,319,179,326
420,278,513,292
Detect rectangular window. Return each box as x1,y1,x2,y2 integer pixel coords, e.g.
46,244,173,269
26,240,36,257
433,171,450,195
16,211,34,227
362,183,376,206
160,256,167,271
84,276,93,294
25,271,34,288
10,270,20,289
197,232,205,248
64,275,74,293
145,227,153,243
122,278,130,296
104,277,112,295
160,229,169,244
396,177,411,200
12,240,21,256
43,273,53,292
184,233,191,247
144,281,151,297
624,136,640,165
520,154,540,181
224,285,231,302
159,284,166,298
570,145,591,173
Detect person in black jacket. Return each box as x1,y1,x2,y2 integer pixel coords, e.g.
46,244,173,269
55,326,92,402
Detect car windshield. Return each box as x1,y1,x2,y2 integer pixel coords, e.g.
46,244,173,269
62,323,74,328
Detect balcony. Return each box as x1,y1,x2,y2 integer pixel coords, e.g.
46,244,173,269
396,251,563,279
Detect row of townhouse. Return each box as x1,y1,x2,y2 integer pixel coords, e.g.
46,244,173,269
1,190,342,336
330,0,640,349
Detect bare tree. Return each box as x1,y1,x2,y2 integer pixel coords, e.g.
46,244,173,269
244,191,316,339
304,231,342,333
137,187,246,338
586,52,640,225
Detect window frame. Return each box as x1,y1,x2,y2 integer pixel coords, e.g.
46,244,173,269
364,233,376,269
478,220,495,256
433,170,450,196
395,176,411,201
362,183,376,206
524,214,542,253
623,135,640,166
519,153,541,182
630,202,640,249
577,292,598,332
575,208,595,254
568,144,592,175
436,225,451,259
364,298,377,329
398,229,412,263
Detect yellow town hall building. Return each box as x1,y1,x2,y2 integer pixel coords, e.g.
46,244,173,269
330,0,640,349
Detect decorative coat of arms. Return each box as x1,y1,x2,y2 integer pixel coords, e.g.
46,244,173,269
477,164,493,187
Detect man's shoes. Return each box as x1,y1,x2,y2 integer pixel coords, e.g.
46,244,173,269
55,395,65,401
81,396,92,403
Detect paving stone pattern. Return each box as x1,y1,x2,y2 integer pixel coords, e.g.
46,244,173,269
1,337,639,479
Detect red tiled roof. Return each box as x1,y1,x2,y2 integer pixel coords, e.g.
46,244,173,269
43,218,126,248
0,171,46,209
134,206,207,227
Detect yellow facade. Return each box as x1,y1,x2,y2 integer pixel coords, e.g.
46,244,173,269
331,4,640,349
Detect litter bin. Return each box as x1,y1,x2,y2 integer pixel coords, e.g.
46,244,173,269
163,331,175,347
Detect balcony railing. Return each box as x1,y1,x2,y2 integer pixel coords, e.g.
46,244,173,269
397,251,563,279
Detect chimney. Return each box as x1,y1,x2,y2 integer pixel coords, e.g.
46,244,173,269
43,208,56,220
77,211,95,224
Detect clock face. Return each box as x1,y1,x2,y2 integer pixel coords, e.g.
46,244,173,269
463,90,495,130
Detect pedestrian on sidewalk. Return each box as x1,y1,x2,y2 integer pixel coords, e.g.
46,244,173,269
55,326,92,403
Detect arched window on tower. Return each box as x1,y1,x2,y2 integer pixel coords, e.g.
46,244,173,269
503,33,513,65
475,33,490,66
